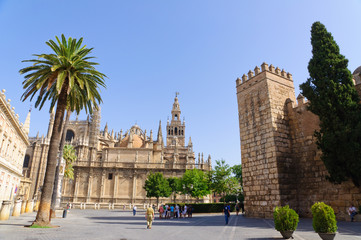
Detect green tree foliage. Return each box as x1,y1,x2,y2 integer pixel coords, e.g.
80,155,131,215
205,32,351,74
273,205,299,231
231,164,242,186
63,145,77,180
211,159,232,201
181,169,210,200
20,35,106,226
167,177,181,203
300,21,361,187
311,202,337,233
144,172,172,205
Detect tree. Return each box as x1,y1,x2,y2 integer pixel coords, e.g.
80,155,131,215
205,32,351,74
300,21,361,187
211,159,232,201
63,144,77,180
181,169,210,201
167,177,181,203
231,164,242,187
144,172,172,205
20,35,106,226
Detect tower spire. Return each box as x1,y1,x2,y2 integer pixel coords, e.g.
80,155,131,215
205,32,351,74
46,108,55,139
166,94,185,146
157,120,163,145
23,108,31,136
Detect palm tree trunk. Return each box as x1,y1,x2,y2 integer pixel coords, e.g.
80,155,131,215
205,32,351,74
32,89,67,227
51,109,71,216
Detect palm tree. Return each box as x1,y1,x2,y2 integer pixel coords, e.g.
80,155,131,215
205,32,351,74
20,35,106,227
63,144,77,180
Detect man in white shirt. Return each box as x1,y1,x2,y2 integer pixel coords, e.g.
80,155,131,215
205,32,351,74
348,205,358,222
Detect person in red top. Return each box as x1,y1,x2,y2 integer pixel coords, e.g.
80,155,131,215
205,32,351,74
158,205,164,219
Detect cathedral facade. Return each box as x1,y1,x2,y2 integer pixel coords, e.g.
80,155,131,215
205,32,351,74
24,96,212,206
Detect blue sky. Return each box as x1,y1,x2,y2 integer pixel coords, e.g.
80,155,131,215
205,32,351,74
1,0,360,167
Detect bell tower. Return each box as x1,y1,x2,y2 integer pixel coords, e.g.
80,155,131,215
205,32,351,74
166,93,185,147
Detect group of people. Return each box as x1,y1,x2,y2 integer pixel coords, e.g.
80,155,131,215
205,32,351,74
158,204,193,219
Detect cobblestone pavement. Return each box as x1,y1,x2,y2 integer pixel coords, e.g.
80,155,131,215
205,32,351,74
1,210,360,240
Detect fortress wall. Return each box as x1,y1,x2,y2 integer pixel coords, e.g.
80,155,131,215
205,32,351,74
237,63,361,220
287,98,361,220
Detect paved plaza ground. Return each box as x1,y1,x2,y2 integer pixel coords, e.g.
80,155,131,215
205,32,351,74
0,209,360,240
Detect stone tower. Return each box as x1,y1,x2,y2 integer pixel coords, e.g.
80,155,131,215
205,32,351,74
166,94,185,147
236,63,296,218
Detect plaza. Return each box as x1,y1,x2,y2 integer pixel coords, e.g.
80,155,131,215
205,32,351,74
1,210,360,240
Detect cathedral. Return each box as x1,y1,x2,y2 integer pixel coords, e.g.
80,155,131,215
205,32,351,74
23,95,212,206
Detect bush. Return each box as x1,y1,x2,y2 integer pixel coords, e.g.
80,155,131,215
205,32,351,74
165,203,236,213
311,202,337,233
273,205,299,231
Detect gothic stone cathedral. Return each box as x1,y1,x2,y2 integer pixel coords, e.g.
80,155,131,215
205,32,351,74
23,96,212,206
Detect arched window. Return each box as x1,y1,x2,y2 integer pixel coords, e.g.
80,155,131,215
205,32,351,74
23,154,30,168
65,130,75,142
181,130,184,135
168,129,170,135
175,114,178,120
171,129,173,135
175,127,178,135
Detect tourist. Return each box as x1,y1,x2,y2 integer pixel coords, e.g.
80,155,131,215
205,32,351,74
183,205,188,218
158,205,164,219
223,204,230,225
240,202,244,213
236,203,240,216
188,205,193,218
170,205,175,218
175,204,179,218
133,205,137,216
348,204,358,222
165,204,169,219
146,205,155,229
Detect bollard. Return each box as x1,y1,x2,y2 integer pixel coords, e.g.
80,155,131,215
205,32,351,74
12,200,22,217
94,203,97,210
108,203,111,210
80,202,83,209
62,209,67,218
0,201,12,220
112,203,114,210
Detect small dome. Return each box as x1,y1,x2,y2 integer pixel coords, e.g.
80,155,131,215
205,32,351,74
353,66,361,75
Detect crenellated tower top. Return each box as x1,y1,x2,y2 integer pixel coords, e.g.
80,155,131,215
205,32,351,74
236,62,293,87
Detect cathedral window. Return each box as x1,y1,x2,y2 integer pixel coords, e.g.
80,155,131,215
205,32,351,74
65,130,75,142
23,154,30,168
168,129,170,135
181,130,184,135
171,129,173,135
175,114,178,120
108,173,113,180
175,127,178,135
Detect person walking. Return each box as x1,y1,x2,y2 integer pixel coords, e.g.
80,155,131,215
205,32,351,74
348,204,358,222
146,205,155,229
133,205,137,216
158,205,164,219
236,203,240,216
223,204,230,225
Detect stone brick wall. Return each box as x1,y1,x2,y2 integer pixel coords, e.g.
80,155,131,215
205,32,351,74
237,63,361,220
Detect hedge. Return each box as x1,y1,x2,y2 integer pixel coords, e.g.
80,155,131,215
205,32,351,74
165,203,236,213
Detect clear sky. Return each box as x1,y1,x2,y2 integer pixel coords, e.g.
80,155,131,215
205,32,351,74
1,0,360,167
